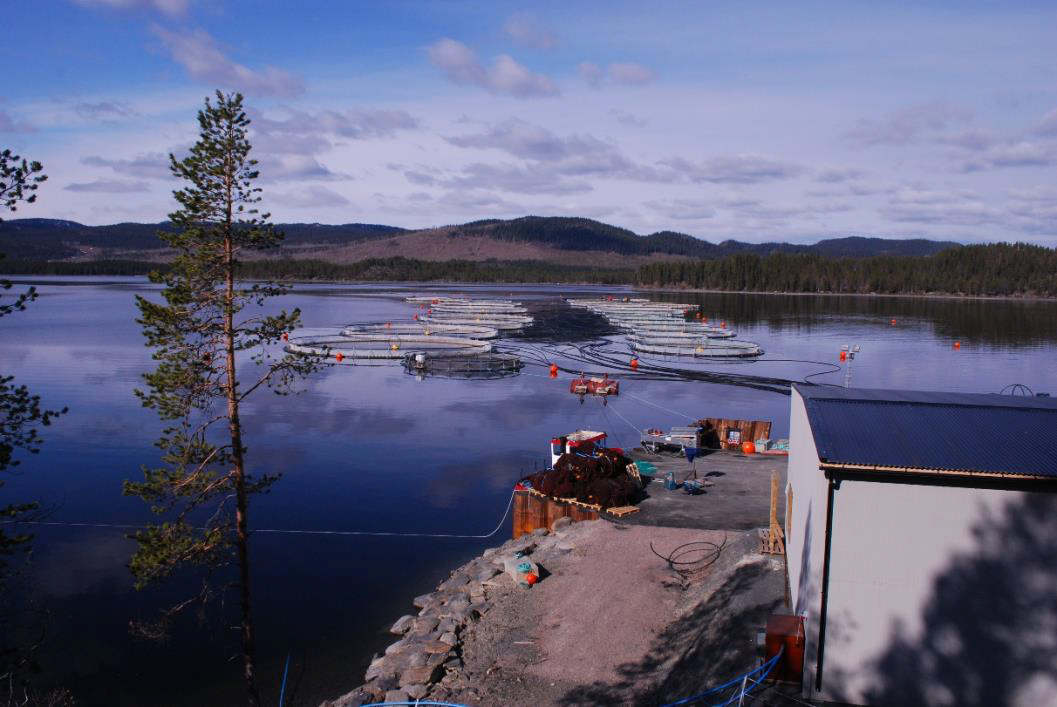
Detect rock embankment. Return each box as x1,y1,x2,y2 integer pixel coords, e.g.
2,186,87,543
322,521,578,707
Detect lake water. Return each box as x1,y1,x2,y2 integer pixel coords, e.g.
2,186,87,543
2,277,1056,706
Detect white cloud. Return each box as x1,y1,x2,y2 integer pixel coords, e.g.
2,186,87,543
1032,109,1057,137
151,25,305,98
0,109,34,133
577,62,603,87
427,38,558,98
82,153,172,179
846,101,972,146
608,62,655,85
504,13,558,50
269,186,351,209
645,198,716,221
881,188,1002,226
72,100,138,121
64,178,151,193
609,109,647,127
72,0,189,16
958,140,1057,172
661,154,802,184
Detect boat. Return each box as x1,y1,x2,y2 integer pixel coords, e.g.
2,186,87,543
569,373,620,403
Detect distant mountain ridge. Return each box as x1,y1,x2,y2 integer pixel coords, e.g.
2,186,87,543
0,215,962,262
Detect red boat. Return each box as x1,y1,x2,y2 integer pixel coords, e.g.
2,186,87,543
570,373,620,403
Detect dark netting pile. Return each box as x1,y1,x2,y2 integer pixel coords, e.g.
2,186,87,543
521,448,644,510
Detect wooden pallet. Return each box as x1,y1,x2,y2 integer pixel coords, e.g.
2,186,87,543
606,505,640,518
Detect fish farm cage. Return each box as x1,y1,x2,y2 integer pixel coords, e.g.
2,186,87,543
567,297,761,358
286,333,492,361
402,352,524,379
630,339,763,357
340,322,501,339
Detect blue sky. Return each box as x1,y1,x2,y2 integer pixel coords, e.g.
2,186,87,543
2,0,1055,244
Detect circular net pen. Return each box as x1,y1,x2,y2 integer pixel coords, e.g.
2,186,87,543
286,333,492,362
430,303,529,315
402,352,524,379
341,322,500,340
630,329,738,343
420,314,534,331
630,339,763,358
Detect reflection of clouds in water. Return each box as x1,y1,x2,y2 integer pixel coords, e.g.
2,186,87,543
423,453,533,510
32,532,134,599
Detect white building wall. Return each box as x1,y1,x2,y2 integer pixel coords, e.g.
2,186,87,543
786,389,1057,705
822,482,1038,704
784,389,830,690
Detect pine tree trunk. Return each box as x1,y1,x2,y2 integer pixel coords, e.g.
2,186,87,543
224,170,260,706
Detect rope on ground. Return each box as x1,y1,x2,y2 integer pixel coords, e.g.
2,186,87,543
660,646,785,707
4,490,516,540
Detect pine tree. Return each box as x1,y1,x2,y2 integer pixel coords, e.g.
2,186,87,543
1,149,66,692
124,92,318,705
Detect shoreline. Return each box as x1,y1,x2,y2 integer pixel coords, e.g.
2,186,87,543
321,518,786,707
3,273,1055,302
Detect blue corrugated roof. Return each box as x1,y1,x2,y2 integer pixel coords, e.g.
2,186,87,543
794,384,1057,478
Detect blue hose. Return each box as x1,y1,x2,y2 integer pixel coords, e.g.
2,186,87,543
278,652,291,707
661,646,785,707
360,703,472,707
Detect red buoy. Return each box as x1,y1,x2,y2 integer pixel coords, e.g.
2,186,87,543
335,352,344,362
954,341,961,349
630,357,639,369
549,364,558,378
741,441,756,455
891,319,897,326
839,350,847,362
525,573,539,586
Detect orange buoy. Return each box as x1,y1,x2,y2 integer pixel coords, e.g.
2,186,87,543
549,364,558,377
335,352,344,362
630,357,639,369
839,350,847,362
890,319,897,326
954,341,961,349
741,441,756,455
525,573,539,586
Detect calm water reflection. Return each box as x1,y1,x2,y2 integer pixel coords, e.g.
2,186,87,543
1,278,1055,705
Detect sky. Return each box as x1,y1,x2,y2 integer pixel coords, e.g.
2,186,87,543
2,0,1056,244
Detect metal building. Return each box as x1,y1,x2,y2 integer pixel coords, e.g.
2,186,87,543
786,384,1057,706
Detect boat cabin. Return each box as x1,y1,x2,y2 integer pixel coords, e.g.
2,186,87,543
550,430,607,468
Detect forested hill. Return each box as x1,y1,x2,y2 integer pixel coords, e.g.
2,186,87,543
0,215,960,261
636,243,1057,297
0,219,406,259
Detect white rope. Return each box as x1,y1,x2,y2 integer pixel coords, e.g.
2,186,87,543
626,392,696,421
3,490,517,540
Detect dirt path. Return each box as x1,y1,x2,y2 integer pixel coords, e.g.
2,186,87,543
430,520,786,706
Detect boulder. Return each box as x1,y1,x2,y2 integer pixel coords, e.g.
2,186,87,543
551,516,574,532
405,684,429,700
400,663,443,687
383,689,408,704
389,614,415,635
